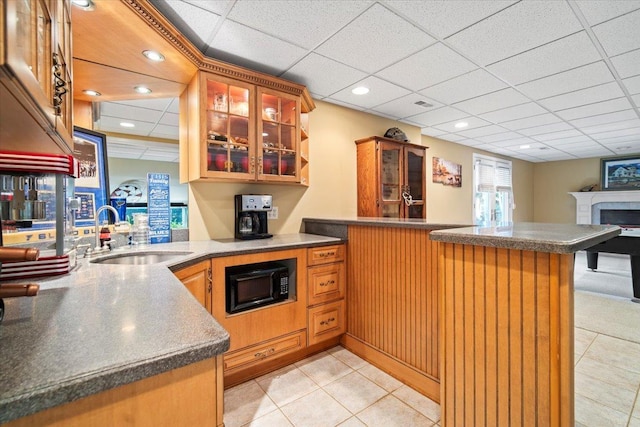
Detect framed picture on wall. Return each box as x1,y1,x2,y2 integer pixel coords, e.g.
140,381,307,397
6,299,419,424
601,156,640,191
73,127,109,225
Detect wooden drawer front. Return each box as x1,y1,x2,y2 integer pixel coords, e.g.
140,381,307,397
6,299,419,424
224,330,306,372
308,300,345,346
307,244,345,266
308,263,345,306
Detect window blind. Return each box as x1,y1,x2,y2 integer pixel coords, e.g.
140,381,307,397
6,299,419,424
475,159,495,192
495,161,512,192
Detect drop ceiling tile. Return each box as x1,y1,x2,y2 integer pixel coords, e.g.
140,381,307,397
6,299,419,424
453,88,529,115
227,1,372,49
549,141,601,151
487,32,601,86
516,61,614,100
100,103,164,122
166,98,180,114
456,139,486,147
150,124,179,139
575,1,640,26
420,127,449,137
499,113,561,131
405,106,468,127
538,82,625,111
581,118,640,135
539,135,593,145
182,0,230,15
431,116,492,133
97,117,156,135
150,1,220,46
589,126,640,140
383,0,514,38
610,49,640,79
480,102,548,123
445,1,582,66
490,137,538,148
625,75,640,95
595,134,640,145
560,147,614,157
438,134,467,142
158,112,179,127
106,150,146,160
476,131,524,144
457,124,509,139
518,122,574,137
315,3,436,73
370,94,442,119
418,69,508,105
376,43,477,91
592,9,640,57
531,129,583,142
206,20,307,76
282,53,368,98
569,109,639,128
328,76,411,109
633,93,640,106
555,97,632,121
112,98,175,112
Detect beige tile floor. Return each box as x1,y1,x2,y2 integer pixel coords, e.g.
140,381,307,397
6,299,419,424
225,258,640,426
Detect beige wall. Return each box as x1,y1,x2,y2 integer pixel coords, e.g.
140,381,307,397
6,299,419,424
532,158,601,224
188,100,536,240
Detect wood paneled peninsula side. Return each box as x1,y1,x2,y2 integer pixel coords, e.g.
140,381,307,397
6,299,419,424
303,218,620,427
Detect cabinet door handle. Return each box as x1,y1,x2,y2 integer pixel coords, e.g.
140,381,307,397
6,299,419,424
250,156,255,174
52,53,68,115
319,279,335,287
319,251,336,258
320,317,336,326
207,268,212,293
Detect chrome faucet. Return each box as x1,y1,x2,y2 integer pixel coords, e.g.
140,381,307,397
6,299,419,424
94,205,120,250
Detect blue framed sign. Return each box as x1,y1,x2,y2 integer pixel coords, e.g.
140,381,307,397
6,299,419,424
147,173,171,244
73,127,109,226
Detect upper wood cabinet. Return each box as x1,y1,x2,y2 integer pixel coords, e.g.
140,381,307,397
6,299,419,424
356,136,427,219
1,0,74,155
181,71,311,185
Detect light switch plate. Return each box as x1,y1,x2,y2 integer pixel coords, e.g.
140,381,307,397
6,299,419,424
268,206,278,219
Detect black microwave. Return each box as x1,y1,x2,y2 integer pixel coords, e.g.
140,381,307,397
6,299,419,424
225,261,289,314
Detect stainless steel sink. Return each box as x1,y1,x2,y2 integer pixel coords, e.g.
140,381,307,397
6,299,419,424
90,251,193,265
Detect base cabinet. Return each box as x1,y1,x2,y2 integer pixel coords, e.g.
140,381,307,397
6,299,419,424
174,260,212,312
2,356,225,427
307,245,346,346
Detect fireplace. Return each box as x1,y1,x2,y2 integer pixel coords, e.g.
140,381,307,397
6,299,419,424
570,190,640,225
600,209,640,227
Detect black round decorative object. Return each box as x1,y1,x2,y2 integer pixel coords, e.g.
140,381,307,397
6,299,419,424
384,127,409,142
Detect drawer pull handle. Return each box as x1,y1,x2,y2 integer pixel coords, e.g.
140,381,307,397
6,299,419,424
319,251,336,258
319,279,335,287
320,317,336,326
254,347,275,359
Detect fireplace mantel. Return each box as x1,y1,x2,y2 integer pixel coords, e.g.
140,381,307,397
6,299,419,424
569,191,640,224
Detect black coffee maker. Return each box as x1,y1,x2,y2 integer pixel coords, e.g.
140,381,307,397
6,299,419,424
234,194,273,240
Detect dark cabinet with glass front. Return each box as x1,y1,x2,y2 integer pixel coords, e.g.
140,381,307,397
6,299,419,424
355,136,427,219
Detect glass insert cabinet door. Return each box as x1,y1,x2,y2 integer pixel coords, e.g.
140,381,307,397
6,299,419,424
380,142,401,218
258,88,300,182
403,147,425,219
204,76,254,178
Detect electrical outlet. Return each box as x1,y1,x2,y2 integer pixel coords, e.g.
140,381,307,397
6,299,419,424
268,206,278,219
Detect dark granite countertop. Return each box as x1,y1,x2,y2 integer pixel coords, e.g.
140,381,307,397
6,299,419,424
0,233,341,423
429,222,621,253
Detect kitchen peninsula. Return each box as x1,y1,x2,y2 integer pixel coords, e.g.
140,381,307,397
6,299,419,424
303,218,620,427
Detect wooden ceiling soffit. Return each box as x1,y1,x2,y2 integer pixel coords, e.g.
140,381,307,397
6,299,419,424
73,60,187,102
122,0,316,113
72,0,198,85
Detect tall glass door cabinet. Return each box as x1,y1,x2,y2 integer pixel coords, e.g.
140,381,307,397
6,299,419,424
355,136,427,219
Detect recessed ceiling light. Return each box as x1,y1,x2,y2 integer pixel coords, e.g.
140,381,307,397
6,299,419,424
82,89,101,96
134,86,152,94
454,122,468,129
520,144,530,149
142,50,165,62
351,86,369,95
120,122,135,128
71,0,94,10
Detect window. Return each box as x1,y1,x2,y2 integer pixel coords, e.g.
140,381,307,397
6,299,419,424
473,154,513,226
